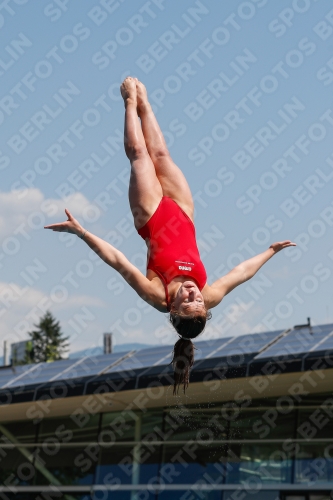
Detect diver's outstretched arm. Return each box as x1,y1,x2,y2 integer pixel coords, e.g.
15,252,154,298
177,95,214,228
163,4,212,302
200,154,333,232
44,209,160,307
205,241,296,308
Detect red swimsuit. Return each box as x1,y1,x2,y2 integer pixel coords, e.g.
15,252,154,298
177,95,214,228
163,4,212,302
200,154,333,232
138,197,207,309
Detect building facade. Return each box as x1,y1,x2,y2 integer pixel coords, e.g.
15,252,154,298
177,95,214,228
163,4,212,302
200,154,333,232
0,324,333,499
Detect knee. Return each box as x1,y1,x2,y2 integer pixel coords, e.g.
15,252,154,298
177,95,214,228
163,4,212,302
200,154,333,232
125,143,148,161
151,148,170,161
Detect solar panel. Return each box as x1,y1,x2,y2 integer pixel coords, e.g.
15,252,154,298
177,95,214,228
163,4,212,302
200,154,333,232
6,358,77,387
0,368,18,388
1,364,40,389
307,325,333,353
49,356,91,381
105,345,173,374
194,337,233,361
27,351,137,386
195,330,283,361
66,351,134,379
254,325,333,360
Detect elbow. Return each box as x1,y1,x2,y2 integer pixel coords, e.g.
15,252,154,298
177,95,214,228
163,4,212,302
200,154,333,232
237,264,249,282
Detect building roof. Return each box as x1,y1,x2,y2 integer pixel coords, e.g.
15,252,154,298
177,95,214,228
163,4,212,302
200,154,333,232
1,323,333,408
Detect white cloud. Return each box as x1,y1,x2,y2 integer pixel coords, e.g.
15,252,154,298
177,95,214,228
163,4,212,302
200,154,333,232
0,281,106,357
0,187,117,358
0,188,93,239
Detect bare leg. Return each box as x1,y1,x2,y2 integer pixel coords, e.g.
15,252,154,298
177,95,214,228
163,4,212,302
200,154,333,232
121,77,163,230
136,79,194,221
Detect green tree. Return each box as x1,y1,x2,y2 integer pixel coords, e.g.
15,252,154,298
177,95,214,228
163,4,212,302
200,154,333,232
26,311,69,363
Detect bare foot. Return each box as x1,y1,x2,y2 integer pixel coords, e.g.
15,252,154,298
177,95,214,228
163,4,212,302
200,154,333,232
135,79,150,115
120,77,137,105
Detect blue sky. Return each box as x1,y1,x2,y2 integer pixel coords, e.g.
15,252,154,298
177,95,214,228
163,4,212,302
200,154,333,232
1,0,333,355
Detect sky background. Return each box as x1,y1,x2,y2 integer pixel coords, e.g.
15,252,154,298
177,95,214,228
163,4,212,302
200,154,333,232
1,0,333,356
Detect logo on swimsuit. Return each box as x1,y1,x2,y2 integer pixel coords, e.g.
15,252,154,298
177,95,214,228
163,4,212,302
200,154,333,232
179,265,192,271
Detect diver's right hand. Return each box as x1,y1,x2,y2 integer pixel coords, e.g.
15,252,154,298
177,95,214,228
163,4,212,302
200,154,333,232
44,209,84,236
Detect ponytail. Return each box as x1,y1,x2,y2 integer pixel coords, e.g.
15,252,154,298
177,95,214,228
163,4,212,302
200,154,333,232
170,310,212,394
171,338,194,395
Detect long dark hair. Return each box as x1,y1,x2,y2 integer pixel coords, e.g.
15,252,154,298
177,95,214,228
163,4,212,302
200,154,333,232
170,311,211,394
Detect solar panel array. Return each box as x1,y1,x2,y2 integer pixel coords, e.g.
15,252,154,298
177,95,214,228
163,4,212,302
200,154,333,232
0,325,332,390
104,330,283,375
253,324,333,360
0,351,129,389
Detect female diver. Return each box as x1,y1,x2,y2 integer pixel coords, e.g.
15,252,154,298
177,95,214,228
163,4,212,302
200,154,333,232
45,77,296,394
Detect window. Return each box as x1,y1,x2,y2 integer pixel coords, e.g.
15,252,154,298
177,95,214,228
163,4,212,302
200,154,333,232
226,442,292,484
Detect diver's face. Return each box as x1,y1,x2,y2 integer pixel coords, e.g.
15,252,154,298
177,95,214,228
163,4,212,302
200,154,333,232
172,281,205,316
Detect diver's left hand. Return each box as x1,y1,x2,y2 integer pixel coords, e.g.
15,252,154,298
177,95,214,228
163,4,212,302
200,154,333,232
270,241,297,253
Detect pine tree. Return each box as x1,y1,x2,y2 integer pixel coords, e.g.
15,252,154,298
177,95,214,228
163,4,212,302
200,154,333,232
26,311,69,363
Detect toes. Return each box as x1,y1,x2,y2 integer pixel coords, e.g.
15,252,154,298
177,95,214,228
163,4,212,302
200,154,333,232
120,77,137,99
121,76,135,88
